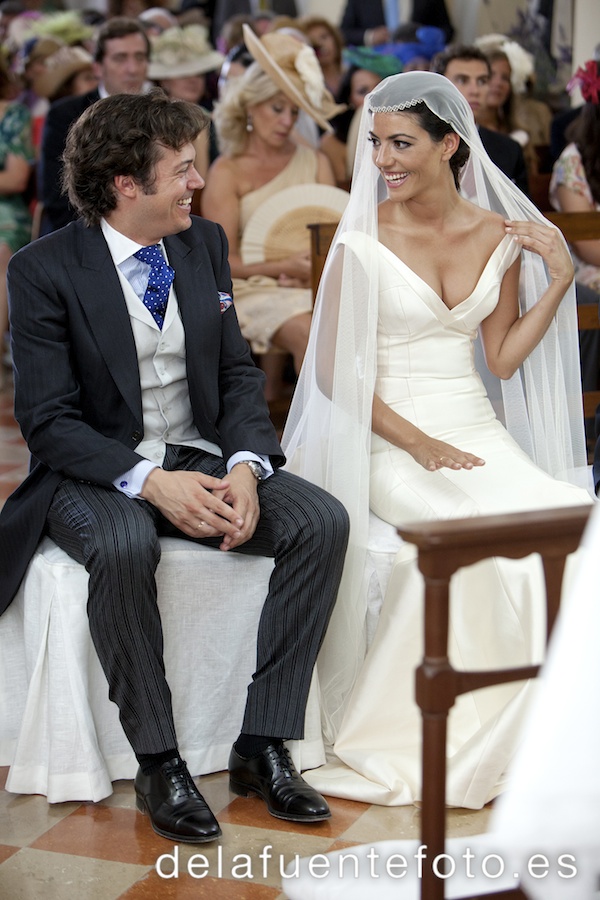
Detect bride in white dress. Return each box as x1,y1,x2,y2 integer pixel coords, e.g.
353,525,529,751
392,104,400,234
282,71,592,809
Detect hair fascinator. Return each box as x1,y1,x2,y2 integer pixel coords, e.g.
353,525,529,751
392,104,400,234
567,59,600,105
475,34,534,93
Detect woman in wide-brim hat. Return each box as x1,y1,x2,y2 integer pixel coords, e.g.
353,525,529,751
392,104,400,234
32,45,98,102
148,25,224,177
202,24,344,402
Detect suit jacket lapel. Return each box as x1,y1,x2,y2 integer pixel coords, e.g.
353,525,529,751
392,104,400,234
70,223,143,425
164,230,208,352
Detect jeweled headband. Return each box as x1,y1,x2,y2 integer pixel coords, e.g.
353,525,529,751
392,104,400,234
366,70,474,139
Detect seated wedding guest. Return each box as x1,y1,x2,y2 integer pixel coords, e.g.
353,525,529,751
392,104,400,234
298,16,346,100
375,22,446,71
138,6,178,36
550,59,600,296
217,41,253,97
282,70,591,809
320,46,402,186
148,24,224,177
39,17,150,235
339,0,454,48
211,0,296,52
1,89,349,842
475,35,552,176
432,44,529,194
214,11,255,55
12,35,63,153
550,45,600,163
475,34,552,147
550,58,600,415
202,25,342,402
0,57,33,381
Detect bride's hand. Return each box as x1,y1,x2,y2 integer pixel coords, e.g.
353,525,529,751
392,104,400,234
504,220,574,286
409,437,485,472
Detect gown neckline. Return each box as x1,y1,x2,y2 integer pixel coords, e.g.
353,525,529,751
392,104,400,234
376,234,515,312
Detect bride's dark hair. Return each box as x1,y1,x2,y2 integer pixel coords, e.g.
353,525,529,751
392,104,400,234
405,101,470,189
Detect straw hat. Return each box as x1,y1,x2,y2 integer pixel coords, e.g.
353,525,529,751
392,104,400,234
241,183,349,264
32,45,94,99
242,23,346,133
148,25,225,80
15,35,64,75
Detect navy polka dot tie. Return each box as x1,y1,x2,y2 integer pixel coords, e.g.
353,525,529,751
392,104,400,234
133,244,175,329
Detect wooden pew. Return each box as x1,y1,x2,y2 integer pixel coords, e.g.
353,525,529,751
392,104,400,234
398,503,592,900
547,211,600,423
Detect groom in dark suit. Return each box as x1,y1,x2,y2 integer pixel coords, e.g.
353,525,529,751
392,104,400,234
39,17,150,234
2,90,349,843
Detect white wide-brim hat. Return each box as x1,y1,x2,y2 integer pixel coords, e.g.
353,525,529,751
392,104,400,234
32,45,94,99
242,23,346,133
148,25,225,81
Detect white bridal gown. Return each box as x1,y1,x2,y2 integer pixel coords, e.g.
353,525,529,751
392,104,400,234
305,232,592,809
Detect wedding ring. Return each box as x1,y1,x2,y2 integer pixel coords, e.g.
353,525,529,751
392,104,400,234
197,520,206,529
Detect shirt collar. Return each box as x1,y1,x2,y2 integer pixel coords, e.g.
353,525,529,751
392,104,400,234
100,218,166,266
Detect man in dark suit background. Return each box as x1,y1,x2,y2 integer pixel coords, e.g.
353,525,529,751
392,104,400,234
39,17,150,234
339,0,454,48
2,90,349,843
211,0,297,47
431,44,529,196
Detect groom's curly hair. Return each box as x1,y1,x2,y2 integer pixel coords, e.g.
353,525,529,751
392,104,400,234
62,89,209,226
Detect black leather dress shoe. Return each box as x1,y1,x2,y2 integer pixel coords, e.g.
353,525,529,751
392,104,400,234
135,757,221,843
229,742,331,822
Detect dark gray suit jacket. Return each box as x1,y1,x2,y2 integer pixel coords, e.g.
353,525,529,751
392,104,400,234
39,89,101,233
0,216,283,614
339,0,454,46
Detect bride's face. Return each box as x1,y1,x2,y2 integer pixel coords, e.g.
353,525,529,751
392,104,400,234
369,111,454,199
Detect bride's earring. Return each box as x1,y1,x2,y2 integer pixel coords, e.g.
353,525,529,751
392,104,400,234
246,115,253,132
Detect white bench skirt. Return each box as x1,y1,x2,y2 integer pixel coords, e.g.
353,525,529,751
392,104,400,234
0,513,402,804
0,536,326,803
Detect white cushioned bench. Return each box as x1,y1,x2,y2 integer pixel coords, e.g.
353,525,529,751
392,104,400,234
0,536,327,802
0,512,403,803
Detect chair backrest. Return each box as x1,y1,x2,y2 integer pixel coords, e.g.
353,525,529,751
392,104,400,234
547,211,600,421
308,221,337,301
546,209,600,242
397,503,592,900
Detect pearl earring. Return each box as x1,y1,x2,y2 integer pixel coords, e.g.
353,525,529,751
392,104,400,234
246,115,253,132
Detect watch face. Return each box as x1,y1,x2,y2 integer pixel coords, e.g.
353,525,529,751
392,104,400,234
244,460,262,480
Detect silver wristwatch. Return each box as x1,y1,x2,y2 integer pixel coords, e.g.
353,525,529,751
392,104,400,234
238,460,264,481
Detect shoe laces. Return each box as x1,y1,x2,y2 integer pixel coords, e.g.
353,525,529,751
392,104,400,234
163,758,197,797
267,743,296,780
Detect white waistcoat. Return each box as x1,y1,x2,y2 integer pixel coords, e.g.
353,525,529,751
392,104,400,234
116,269,222,464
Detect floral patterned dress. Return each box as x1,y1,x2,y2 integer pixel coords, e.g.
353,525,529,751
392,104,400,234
0,102,33,253
549,142,600,292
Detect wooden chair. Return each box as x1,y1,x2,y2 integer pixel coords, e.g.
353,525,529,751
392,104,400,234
547,210,600,428
308,220,337,300
546,209,600,243
397,503,592,900
528,171,552,212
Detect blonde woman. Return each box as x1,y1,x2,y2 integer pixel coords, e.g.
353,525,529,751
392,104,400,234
202,27,342,401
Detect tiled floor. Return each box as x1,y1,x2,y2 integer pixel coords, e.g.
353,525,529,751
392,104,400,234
0,370,492,898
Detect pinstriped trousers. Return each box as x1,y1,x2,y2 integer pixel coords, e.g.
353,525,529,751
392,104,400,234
46,445,349,756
